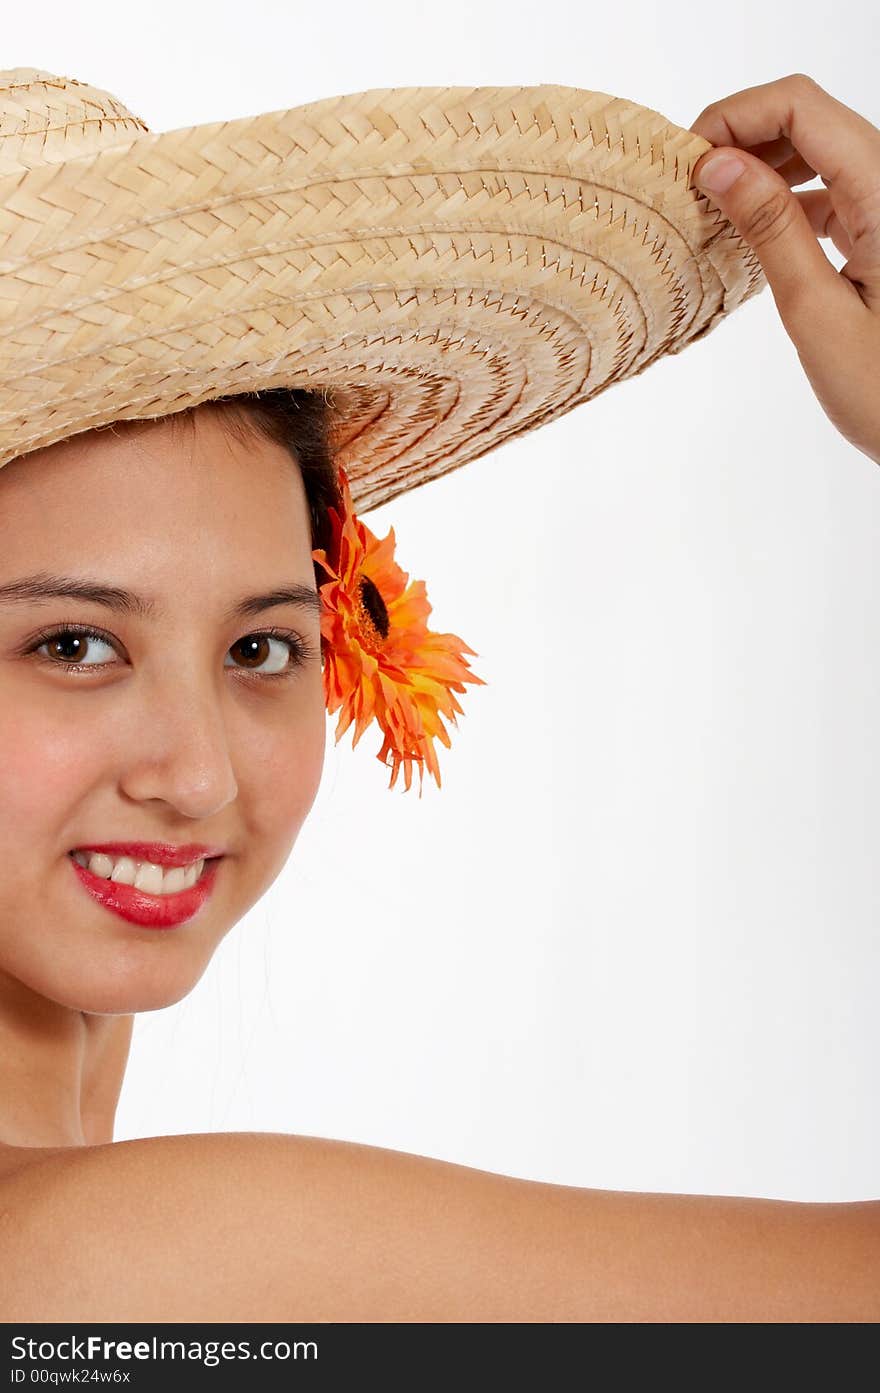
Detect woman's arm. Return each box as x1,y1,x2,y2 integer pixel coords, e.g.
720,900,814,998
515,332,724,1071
2,1131,877,1321
689,72,880,469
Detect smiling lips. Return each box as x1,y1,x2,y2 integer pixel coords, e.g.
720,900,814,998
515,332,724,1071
69,851,222,929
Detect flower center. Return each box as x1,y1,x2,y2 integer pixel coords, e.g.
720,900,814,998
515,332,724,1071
356,574,390,645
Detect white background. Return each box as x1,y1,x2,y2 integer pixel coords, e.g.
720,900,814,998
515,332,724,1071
7,1,877,1203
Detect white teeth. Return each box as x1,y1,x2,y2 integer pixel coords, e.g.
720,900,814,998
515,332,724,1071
133,861,164,894
160,865,188,895
109,856,137,886
72,851,206,895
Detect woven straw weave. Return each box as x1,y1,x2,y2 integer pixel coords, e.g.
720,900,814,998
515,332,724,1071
0,68,765,513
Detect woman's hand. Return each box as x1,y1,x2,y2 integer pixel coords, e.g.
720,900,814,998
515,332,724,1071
689,73,880,467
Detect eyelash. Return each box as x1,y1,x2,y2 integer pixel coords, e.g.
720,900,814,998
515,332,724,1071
23,622,319,681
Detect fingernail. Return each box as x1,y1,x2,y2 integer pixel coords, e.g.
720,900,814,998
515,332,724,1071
695,152,746,195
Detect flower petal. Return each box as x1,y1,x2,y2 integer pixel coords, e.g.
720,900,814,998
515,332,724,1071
312,465,485,792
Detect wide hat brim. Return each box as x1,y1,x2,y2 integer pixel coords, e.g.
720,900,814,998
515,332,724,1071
0,74,765,513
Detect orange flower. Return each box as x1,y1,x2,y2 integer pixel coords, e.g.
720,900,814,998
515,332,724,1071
311,466,486,794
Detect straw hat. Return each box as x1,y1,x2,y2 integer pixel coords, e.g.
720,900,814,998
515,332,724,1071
0,67,765,516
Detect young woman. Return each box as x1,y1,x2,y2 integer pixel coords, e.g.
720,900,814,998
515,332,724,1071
0,69,877,1321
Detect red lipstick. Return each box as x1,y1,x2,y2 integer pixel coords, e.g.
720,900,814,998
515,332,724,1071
70,841,224,868
69,854,222,929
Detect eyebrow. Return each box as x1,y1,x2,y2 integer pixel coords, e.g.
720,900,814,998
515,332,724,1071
0,572,323,623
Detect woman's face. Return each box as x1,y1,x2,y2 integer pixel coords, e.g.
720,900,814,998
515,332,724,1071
0,405,326,1014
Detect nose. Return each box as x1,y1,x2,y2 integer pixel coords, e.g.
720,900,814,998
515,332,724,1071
117,673,239,819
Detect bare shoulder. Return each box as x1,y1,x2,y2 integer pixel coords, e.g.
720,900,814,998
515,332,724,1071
0,1131,877,1322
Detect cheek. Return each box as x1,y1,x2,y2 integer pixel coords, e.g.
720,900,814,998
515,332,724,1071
0,704,99,844
240,678,327,865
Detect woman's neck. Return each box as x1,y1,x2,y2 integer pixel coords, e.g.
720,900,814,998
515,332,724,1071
0,974,133,1148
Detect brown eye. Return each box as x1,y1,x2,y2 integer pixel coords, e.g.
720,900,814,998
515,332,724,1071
49,633,89,662
33,628,117,668
226,632,304,676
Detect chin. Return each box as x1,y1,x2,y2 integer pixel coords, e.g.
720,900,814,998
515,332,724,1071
38,974,201,1017
11,934,219,1016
